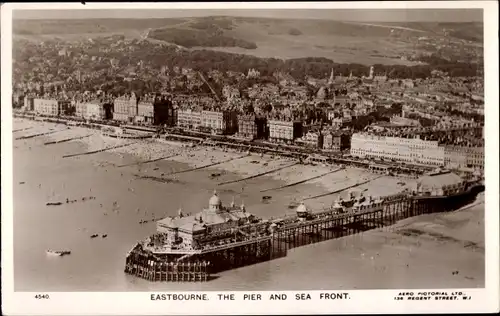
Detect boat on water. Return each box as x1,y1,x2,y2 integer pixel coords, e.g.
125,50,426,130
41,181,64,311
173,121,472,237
90,234,99,238
46,202,62,206
102,234,108,238
46,250,71,257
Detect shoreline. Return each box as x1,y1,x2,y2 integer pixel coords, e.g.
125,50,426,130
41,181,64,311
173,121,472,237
13,112,440,178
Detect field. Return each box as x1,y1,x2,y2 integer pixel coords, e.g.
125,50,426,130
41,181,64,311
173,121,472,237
13,16,483,66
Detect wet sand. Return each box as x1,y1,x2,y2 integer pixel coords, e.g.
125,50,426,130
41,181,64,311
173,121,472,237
12,119,484,291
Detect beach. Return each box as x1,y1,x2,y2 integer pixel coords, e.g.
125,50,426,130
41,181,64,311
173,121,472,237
12,118,485,291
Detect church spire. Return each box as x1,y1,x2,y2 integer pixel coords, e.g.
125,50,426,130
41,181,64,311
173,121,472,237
328,68,334,85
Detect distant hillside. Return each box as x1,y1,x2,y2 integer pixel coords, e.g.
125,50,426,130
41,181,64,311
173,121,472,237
13,18,187,35
13,16,483,66
383,22,483,42
147,17,257,49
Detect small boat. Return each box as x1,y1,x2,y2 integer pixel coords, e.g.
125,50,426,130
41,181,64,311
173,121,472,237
90,234,99,238
46,250,71,257
46,202,62,206
102,234,108,238
262,195,272,200
19,181,25,185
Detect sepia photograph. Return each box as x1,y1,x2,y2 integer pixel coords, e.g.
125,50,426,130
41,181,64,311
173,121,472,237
1,1,498,315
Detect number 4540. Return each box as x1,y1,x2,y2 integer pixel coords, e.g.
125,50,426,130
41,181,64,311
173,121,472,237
34,294,50,299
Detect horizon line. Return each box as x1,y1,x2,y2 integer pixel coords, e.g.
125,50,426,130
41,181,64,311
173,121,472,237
12,8,484,23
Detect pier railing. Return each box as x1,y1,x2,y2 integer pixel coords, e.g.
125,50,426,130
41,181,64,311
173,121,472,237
147,246,202,255
199,235,272,253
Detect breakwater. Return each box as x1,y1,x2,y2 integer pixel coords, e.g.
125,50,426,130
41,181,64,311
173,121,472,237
44,134,93,145
13,127,33,133
62,142,137,158
167,154,249,176
260,167,344,193
303,176,384,201
217,162,300,186
118,153,180,168
15,129,68,140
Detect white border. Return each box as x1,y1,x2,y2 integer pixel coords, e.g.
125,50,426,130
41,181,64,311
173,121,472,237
1,2,498,315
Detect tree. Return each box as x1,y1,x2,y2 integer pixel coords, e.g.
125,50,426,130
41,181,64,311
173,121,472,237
262,103,273,113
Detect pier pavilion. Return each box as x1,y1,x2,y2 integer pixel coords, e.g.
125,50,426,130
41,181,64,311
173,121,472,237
154,191,257,251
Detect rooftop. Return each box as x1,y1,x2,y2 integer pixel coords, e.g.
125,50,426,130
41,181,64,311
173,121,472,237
418,171,464,190
156,193,255,233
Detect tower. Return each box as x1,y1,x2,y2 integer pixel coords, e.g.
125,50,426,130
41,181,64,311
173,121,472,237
208,190,222,212
328,68,334,85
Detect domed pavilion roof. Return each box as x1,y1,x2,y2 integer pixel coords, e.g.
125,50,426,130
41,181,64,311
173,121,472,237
296,202,308,213
209,190,222,206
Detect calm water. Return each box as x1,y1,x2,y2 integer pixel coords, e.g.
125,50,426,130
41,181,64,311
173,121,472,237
13,127,485,291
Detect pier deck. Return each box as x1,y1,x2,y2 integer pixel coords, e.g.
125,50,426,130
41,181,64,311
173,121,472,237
125,180,483,282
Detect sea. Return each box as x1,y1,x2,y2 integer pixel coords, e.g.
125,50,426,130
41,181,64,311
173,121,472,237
12,122,485,291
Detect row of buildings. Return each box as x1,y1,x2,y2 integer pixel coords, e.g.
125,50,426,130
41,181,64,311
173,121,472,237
177,109,238,135
19,94,484,171
23,93,175,126
112,93,174,126
22,94,307,142
350,133,484,170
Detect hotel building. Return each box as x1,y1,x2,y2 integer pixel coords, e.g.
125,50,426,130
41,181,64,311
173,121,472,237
177,109,202,129
33,98,71,117
113,93,138,123
350,133,445,166
137,99,154,124
268,119,303,143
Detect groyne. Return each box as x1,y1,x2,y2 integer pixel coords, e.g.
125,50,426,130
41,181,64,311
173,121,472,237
62,142,137,158
15,129,68,140
12,127,33,133
260,167,344,193
118,154,180,168
134,175,182,184
304,176,384,201
167,154,249,176
217,162,300,186
44,134,93,145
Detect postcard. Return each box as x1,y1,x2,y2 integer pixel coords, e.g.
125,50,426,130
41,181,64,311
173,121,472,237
1,1,498,315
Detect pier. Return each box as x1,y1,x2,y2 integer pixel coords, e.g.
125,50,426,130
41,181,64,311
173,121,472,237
125,179,483,282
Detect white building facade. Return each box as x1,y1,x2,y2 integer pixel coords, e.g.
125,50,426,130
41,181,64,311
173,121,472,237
350,133,445,166
33,98,59,116
268,120,294,142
